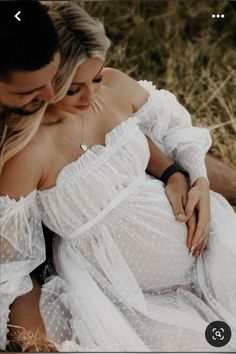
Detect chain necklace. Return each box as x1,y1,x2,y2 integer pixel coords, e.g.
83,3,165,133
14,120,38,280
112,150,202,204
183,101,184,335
58,115,88,152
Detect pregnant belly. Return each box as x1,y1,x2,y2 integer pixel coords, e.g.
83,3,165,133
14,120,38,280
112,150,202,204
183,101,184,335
105,178,197,292
77,178,197,293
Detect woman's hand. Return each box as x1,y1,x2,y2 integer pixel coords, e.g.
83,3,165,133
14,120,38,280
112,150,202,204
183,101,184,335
185,177,211,256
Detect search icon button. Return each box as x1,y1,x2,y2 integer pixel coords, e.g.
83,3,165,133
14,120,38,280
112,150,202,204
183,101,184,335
205,321,231,347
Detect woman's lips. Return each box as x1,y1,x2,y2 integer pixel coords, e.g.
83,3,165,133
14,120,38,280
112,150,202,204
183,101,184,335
77,103,92,110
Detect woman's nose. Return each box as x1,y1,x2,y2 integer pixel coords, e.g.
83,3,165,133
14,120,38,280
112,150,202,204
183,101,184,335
81,85,94,104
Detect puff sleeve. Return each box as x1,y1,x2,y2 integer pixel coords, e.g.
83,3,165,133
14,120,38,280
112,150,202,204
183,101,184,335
137,80,212,185
0,190,45,350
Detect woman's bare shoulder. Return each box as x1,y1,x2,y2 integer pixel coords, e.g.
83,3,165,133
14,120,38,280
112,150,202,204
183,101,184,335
0,130,49,200
102,67,135,88
102,67,149,111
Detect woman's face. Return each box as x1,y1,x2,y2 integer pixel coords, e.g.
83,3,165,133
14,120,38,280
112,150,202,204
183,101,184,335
55,57,104,114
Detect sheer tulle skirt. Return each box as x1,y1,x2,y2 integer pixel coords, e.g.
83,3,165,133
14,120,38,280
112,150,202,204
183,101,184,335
40,181,236,352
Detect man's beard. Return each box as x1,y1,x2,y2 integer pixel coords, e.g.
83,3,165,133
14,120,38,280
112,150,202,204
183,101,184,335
1,100,44,117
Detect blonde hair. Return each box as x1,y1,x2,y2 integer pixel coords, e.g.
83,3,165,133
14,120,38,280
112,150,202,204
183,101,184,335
0,1,110,175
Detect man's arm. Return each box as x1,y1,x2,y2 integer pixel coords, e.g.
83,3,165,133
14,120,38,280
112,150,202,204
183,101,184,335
145,137,193,222
145,137,173,178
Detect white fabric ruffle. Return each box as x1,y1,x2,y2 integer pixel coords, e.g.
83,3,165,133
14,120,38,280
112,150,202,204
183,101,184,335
136,80,212,184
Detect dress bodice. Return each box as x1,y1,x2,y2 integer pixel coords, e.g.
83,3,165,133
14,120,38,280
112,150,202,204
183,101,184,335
37,116,151,238
36,80,212,240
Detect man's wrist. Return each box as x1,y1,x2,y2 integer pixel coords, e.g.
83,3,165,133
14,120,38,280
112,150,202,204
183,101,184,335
160,163,189,185
167,171,188,184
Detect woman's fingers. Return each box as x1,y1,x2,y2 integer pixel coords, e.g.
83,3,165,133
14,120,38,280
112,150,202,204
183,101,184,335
186,211,197,249
190,227,209,256
185,182,211,257
191,205,210,247
199,232,209,256
185,192,198,221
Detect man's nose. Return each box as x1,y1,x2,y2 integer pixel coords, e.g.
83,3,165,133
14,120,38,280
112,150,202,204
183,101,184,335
37,84,55,101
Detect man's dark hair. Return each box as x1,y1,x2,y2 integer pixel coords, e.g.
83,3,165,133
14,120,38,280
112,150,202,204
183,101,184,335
0,1,59,82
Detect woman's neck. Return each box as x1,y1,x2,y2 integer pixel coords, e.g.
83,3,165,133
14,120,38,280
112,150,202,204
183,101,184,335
42,105,83,125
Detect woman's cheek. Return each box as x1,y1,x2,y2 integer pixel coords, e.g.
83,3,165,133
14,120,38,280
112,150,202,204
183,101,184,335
95,82,103,93
59,96,75,106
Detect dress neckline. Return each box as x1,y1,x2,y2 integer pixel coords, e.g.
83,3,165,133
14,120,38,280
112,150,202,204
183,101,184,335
1,81,156,202
38,115,141,195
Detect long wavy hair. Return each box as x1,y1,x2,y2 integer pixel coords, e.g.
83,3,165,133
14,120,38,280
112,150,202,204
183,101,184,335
0,1,110,175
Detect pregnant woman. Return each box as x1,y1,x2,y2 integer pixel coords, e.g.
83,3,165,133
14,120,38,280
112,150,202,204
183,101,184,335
1,2,236,352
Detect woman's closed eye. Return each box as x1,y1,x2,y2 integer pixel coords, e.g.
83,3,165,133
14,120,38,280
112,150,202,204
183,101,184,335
66,75,103,96
66,86,81,96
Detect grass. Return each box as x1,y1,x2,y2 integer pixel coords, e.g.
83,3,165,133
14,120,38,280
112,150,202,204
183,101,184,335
79,0,236,168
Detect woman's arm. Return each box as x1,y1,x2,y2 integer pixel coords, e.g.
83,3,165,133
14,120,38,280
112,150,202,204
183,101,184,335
105,69,210,255
0,146,46,350
134,80,211,256
104,68,194,220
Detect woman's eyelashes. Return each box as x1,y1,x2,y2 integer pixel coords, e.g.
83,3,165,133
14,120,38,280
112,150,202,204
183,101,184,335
66,75,103,96
93,75,103,83
66,86,81,96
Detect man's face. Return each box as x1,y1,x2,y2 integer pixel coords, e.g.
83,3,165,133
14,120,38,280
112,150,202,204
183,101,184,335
0,52,60,116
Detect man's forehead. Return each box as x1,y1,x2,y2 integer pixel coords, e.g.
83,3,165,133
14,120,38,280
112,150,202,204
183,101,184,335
1,74,46,95
1,53,60,93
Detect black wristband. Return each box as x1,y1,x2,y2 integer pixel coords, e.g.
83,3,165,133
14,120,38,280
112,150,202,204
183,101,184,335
160,163,189,184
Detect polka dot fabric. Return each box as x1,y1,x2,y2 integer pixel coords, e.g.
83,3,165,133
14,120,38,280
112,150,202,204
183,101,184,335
0,190,45,350
37,85,236,351
1,82,236,351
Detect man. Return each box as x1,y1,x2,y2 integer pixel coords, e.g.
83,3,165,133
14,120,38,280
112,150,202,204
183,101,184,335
0,1,60,118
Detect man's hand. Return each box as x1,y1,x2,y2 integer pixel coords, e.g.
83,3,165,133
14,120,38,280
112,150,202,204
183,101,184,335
165,172,189,222
165,173,201,256
185,177,211,257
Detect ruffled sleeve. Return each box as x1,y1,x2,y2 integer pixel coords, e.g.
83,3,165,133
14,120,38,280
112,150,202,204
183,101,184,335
136,80,212,185
0,190,45,350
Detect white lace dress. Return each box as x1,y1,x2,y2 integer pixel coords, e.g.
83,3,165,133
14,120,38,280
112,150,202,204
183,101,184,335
1,81,236,352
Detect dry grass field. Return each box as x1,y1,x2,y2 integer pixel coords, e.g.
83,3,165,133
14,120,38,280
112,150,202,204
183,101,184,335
80,0,236,168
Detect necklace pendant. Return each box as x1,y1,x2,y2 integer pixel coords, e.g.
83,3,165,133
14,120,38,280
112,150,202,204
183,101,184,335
80,143,88,152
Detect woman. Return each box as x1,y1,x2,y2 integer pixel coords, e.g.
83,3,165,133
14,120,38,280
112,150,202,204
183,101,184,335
1,1,236,352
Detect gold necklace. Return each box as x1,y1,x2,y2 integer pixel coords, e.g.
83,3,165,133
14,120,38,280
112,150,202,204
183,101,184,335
58,115,88,152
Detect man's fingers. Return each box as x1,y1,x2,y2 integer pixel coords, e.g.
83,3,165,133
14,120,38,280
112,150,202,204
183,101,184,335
169,195,186,222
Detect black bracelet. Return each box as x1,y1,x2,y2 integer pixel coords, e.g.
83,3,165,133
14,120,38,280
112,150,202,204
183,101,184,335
160,163,189,184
